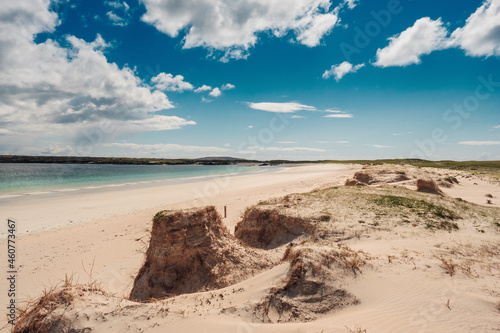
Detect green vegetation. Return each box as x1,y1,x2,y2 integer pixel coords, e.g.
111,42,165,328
321,159,500,170
0,155,256,165
2,155,499,172
373,195,459,220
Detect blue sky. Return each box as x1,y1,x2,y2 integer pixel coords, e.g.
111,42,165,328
1,0,499,160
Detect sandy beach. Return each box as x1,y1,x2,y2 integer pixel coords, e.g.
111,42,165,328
2,163,500,332
0,165,357,305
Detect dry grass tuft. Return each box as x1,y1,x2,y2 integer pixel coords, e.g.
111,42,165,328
345,324,367,333
439,257,456,277
416,179,444,195
13,287,75,333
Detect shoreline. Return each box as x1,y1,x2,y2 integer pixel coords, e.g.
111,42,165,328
0,163,267,198
1,163,500,332
0,164,358,308
0,165,281,237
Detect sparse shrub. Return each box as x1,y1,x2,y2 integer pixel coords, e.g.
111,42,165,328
416,179,443,195
14,287,75,333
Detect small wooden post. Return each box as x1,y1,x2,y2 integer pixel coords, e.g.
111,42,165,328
224,206,227,218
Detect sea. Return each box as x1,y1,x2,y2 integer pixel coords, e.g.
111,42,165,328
0,163,260,196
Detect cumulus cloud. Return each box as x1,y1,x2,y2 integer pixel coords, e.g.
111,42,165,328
249,102,316,113
450,0,500,57
372,1,500,66
194,85,213,93
374,17,449,67
459,141,500,145
291,115,306,119
371,144,392,148
322,61,364,81
0,0,193,154
209,87,222,97
140,0,345,60
221,83,236,90
150,73,194,92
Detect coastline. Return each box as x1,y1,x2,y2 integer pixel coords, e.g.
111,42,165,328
0,164,359,308
2,163,500,332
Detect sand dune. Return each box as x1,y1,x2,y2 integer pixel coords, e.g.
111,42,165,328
3,163,500,332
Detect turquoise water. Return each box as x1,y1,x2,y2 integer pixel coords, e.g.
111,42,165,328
0,163,257,194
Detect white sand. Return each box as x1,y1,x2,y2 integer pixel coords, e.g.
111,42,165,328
2,163,500,332
0,164,357,305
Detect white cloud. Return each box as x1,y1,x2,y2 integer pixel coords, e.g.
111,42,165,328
291,115,306,119
264,147,326,152
371,145,392,148
224,143,231,147
209,87,222,97
322,61,364,81
0,0,193,154
221,83,235,91
243,146,326,152
374,17,449,67
249,102,316,113
126,115,196,132
336,141,349,143
140,0,345,60
494,125,500,129
459,141,500,146
323,114,353,118
104,142,229,152
450,0,500,57
372,1,500,66
105,1,131,26
248,125,254,129
343,0,358,9
276,141,298,144
295,12,339,47
150,73,194,92
195,85,213,93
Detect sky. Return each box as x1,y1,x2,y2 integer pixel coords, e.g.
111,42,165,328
0,0,499,161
